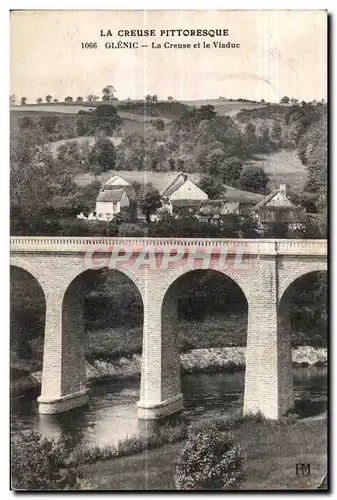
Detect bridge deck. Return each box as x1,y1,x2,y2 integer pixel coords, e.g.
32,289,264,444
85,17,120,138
10,237,327,257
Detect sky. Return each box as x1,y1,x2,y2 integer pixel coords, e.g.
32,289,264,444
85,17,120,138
10,10,327,103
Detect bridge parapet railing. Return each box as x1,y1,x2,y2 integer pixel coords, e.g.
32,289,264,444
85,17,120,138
275,239,327,256
10,237,327,257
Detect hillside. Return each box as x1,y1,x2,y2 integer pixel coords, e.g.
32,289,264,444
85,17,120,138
246,150,308,192
11,105,171,138
181,99,269,117
74,169,264,204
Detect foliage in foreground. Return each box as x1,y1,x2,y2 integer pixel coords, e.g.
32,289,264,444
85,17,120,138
174,425,245,490
69,416,188,466
11,432,80,491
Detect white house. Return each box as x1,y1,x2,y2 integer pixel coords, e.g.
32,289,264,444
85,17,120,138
94,188,130,220
82,174,135,221
251,184,306,229
159,172,208,215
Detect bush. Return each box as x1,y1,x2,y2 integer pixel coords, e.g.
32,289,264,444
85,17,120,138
174,426,245,490
187,410,244,435
11,431,81,490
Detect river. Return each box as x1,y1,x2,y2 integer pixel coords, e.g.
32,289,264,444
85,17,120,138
11,367,327,448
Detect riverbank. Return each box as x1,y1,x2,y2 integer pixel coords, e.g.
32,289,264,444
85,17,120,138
80,413,327,490
11,346,327,397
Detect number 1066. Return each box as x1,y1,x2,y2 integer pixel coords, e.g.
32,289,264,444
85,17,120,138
81,42,98,49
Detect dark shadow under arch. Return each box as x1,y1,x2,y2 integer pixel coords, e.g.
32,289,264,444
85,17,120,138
161,269,249,406
10,265,46,374
61,267,144,395
277,270,327,418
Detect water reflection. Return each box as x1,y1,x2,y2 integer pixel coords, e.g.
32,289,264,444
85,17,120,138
11,367,327,448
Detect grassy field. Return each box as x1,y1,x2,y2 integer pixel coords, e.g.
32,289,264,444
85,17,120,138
246,150,308,192
182,99,268,117
11,105,171,138
11,100,267,117
80,414,327,490
11,105,171,122
74,169,202,189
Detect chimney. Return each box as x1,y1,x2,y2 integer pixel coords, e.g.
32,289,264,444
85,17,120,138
279,184,287,195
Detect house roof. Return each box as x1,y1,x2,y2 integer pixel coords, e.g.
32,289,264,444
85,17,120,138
161,172,188,197
104,175,131,187
252,186,291,210
96,188,125,202
104,184,136,201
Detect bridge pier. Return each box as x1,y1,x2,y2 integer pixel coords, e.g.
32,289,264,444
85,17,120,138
38,282,89,414
243,261,294,420
137,286,183,419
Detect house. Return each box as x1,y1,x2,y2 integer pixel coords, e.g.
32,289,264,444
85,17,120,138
94,188,130,220
82,174,135,221
251,184,306,229
159,172,208,215
197,188,264,221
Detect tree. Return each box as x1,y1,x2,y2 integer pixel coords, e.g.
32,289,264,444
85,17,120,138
152,94,158,103
10,94,16,106
88,104,122,135
152,119,165,131
239,215,259,238
87,94,99,102
197,104,217,121
167,96,174,102
70,180,101,215
76,116,90,136
89,138,116,173
145,94,152,104
221,157,244,186
116,134,145,171
76,96,84,102
20,97,27,105
168,158,176,171
139,187,162,223
174,426,245,490
102,85,116,101
204,149,227,176
243,121,257,152
38,115,60,135
239,165,269,194
36,98,43,104
45,95,52,103
10,119,64,234
265,217,289,238
177,158,185,170
280,96,290,104
64,96,73,103
199,175,225,199
53,99,58,103
271,121,282,144
118,222,144,237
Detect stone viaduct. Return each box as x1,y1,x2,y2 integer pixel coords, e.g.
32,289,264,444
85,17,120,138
10,236,327,420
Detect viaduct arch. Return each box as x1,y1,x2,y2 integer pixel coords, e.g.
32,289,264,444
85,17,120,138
10,236,327,420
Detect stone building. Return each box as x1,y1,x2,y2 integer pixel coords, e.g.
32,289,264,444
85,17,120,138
82,175,135,221
159,172,208,215
197,189,264,221
252,184,306,230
